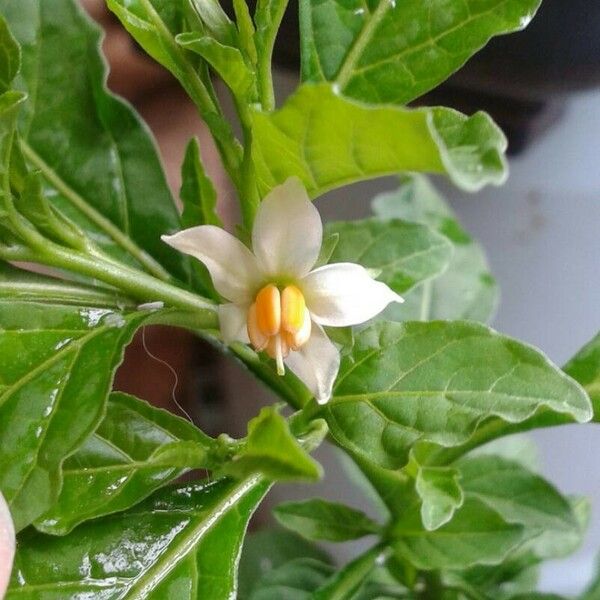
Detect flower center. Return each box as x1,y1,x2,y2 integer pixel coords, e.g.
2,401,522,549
247,283,312,375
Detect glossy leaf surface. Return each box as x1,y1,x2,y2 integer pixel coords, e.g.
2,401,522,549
373,175,497,322
0,301,153,531
8,478,269,599
274,499,380,542
36,392,214,535
324,321,591,469
1,0,190,282
324,218,452,295
251,83,507,197
300,0,541,105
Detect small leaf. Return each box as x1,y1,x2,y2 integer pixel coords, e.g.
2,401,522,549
232,0,257,65
177,32,256,99
250,558,335,600
251,84,507,198
189,0,237,46
224,407,323,481
416,466,464,531
392,498,525,570
35,392,215,535
373,175,498,322
325,218,453,295
300,0,541,105
458,455,578,534
239,530,332,598
325,321,591,469
274,499,380,542
564,331,600,419
8,477,269,599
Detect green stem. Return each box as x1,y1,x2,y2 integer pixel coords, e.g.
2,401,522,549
19,139,173,282
420,572,443,600
255,0,289,111
315,544,388,600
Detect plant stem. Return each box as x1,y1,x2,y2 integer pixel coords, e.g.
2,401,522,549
420,572,443,600
315,544,388,600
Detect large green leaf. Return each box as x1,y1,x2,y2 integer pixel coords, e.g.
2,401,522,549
373,175,498,322
392,497,525,570
8,477,269,599
251,83,507,197
564,331,600,418
0,300,160,531
274,498,380,542
323,321,591,469
35,392,214,535
0,0,191,283
300,0,541,105
324,218,453,296
458,455,577,534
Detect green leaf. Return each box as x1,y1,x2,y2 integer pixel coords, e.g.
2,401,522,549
300,0,541,105
415,465,464,531
239,529,332,598
564,331,600,419
0,301,158,531
0,12,19,93
458,455,577,534
180,137,222,228
250,558,335,600
224,406,323,481
35,392,214,535
8,477,269,599
233,0,258,65
315,232,340,268
324,321,591,469
1,0,192,283
325,218,453,296
251,84,507,198
392,497,525,570
373,175,498,322
177,32,256,99
274,499,380,542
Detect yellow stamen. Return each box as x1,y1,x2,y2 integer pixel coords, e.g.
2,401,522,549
247,303,268,351
284,308,311,350
281,285,306,334
255,284,281,337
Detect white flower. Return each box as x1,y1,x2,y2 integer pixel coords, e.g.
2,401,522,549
0,492,15,598
162,178,403,404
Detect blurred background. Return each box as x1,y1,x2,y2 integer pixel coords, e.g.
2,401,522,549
82,0,600,594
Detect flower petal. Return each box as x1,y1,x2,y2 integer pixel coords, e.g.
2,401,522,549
162,226,260,303
252,177,322,278
285,323,340,404
302,263,403,327
0,492,15,598
218,303,250,344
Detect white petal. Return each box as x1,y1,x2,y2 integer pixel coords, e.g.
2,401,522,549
302,263,403,327
252,177,322,278
162,226,261,303
0,492,15,598
218,303,250,344
285,324,340,404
